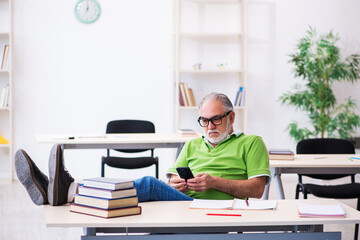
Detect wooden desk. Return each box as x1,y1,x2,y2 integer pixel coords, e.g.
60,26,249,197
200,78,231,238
36,133,199,157
44,199,360,240
269,154,360,199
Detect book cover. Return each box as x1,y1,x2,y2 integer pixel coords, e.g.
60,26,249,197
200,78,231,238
188,88,196,106
1,45,9,70
297,202,346,218
78,186,137,199
269,154,295,161
235,87,243,106
82,177,134,190
182,82,192,107
0,87,5,108
179,86,185,106
3,84,9,107
239,87,245,106
74,194,138,209
268,148,294,155
179,82,189,106
70,203,142,218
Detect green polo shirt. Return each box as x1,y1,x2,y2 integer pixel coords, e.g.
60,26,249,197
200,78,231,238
167,132,270,200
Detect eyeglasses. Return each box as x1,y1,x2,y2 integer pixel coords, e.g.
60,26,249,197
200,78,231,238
197,111,232,127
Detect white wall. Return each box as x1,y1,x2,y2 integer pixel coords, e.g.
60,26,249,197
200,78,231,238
11,0,360,180
246,0,360,150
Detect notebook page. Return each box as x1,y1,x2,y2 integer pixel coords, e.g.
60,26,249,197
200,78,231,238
233,199,277,210
298,202,346,216
189,199,234,209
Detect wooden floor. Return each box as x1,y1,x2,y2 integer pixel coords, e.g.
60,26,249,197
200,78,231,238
0,176,357,240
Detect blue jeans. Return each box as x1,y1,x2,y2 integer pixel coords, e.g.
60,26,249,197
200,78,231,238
133,176,193,202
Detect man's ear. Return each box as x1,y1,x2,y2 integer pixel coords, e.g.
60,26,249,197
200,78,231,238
230,111,235,123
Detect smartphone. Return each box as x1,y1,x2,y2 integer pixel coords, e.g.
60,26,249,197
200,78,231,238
176,167,194,181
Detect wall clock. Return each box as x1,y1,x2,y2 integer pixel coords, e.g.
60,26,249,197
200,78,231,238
74,0,101,24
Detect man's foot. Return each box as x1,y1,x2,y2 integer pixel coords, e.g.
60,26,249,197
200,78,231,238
15,149,49,205
47,144,74,206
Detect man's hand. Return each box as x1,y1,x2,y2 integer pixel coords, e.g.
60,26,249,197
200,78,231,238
187,173,213,192
169,175,189,193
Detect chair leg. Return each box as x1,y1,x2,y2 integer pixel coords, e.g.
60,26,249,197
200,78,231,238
354,224,358,240
101,161,105,177
295,184,301,199
155,158,159,179
355,199,360,240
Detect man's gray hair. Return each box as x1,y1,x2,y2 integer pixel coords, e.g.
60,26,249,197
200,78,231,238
199,92,234,112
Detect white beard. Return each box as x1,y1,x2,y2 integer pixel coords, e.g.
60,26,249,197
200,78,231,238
205,118,232,144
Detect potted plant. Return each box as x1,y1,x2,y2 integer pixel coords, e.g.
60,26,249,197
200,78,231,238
280,27,360,142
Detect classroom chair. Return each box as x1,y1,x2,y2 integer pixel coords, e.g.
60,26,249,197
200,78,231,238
101,120,159,178
295,138,360,240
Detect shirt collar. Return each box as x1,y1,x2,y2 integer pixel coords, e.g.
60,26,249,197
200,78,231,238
202,130,243,147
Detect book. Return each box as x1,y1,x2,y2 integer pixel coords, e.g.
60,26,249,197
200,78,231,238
183,82,192,107
70,203,142,218
234,87,243,106
188,88,196,106
179,82,189,106
1,45,9,70
177,129,197,135
0,87,5,108
3,84,9,107
239,87,245,106
74,194,138,209
297,202,346,218
78,186,137,199
179,86,185,106
189,199,277,210
82,177,134,190
269,154,294,161
268,148,294,155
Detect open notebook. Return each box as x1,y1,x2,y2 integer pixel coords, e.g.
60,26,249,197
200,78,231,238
189,199,277,210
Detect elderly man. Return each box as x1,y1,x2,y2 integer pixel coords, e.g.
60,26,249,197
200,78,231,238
15,92,270,206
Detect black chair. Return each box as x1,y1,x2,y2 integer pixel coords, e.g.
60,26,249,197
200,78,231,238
101,120,159,178
295,138,360,240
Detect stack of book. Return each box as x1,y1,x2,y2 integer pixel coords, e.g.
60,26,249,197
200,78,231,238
268,148,295,161
179,82,196,107
70,177,141,218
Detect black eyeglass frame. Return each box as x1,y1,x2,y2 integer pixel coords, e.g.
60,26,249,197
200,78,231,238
197,111,232,127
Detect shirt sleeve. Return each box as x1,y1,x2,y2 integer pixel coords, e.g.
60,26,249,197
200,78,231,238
244,136,271,180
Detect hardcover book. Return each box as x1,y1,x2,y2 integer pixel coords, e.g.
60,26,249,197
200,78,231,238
70,203,142,218
82,177,134,190
78,186,137,199
74,194,138,209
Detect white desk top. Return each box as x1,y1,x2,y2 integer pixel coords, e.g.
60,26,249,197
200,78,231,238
36,133,200,144
270,154,360,168
44,199,360,228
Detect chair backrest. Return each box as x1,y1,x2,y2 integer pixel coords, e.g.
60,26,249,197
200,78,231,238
106,119,155,154
296,138,355,154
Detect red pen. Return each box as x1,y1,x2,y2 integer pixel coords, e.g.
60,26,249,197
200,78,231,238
206,213,242,217
245,200,249,207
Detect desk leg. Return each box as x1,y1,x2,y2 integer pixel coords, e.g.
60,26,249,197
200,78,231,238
261,183,269,200
83,227,96,236
271,167,285,199
175,143,185,158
